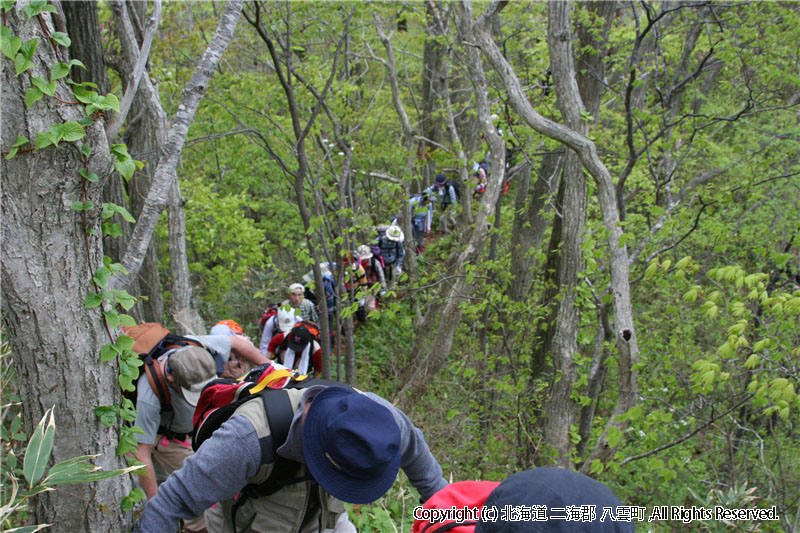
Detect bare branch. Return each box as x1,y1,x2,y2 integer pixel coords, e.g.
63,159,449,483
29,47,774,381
620,393,754,467
105,0,162,141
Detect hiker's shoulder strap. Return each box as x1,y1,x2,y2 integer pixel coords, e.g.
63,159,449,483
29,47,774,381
142,355,172,413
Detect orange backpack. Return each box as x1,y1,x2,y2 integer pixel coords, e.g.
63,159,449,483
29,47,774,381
121,323,209,412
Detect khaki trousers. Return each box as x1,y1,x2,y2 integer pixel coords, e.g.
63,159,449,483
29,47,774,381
153,436,206,531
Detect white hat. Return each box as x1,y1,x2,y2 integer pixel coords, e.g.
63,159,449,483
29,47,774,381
357,245,372,260
386,225,404,242
277,307,298,332
289,283,304,295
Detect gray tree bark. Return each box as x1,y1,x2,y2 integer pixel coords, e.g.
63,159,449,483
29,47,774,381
1,6,132,531
61,1,136,321
508,152,560,303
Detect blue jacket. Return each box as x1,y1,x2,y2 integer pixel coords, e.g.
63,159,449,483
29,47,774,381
377,235,405,267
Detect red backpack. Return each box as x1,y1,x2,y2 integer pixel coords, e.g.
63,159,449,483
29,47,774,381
412,481,501,533
259,303,281,327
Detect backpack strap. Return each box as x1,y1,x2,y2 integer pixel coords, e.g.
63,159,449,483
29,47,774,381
142,355,171,413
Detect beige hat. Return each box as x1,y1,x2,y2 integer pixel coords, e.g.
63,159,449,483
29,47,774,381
357,245,372,260
167,346,216,406
386,225,404,242
289,282,304,295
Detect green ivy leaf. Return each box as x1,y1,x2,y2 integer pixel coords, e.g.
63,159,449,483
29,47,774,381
5,135,30,160
81,142,91,158
102,202,134,221
49,31,71,47
15,53,34,75
103,308,122,329
119,313,137,327
103,92,121,113
67,58,87,71
72,85,99,105
116,335,136,352
30,75,55,96
34,131,55,150
84,292,104,309
18,37,38,59
121,488,146,512
93,264,111,287
51,61,69,80
99,344,118,363
23,0,57,17
102,220,123,237
115,157,136,181
79,168,99,182
60,121,86,142
70,201,94,211
1,27,21,60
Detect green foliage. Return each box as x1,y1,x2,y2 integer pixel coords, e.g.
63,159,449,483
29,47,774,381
1,337,143,530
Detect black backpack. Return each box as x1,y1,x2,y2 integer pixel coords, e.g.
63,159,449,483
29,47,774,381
445,179,461,203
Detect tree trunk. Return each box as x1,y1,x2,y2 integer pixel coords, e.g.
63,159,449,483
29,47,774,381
395,4,507,405
109,0,164,324
61,1,110,94
508,153,559,303
62,2,139,321
1,7,132,531
420,2,447,182
471,0,640,469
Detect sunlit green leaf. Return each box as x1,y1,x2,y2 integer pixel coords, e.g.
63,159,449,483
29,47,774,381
23,407,56,487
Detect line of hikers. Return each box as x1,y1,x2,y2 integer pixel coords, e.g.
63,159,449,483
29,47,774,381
128,319,634,532
128,161,631,532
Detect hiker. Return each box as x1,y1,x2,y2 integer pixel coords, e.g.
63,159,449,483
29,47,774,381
424,173,459,234
474,468,635,532
258,305,301,356
135,383,448,532
267,320,323,377
376,223,405,286
209,319,253,378
410,192,433,253
357,244,387,290
133,336,268,532
472,166,487,198
283,282,319,324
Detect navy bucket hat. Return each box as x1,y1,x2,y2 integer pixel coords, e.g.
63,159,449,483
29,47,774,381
475,468,634,532
303,387,402,504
